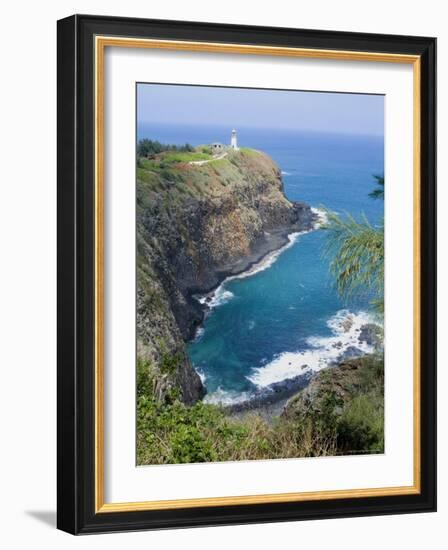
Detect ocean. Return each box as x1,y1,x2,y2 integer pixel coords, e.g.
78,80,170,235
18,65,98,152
137,123,384,404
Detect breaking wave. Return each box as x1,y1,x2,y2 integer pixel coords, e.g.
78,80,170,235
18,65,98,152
311,207,328,228
192,326,205,342
247,309,379,388
203,387,252,406
197,287,234,310
196,368,207,384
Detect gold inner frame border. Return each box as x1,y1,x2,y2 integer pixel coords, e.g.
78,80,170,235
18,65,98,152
94,36,421,513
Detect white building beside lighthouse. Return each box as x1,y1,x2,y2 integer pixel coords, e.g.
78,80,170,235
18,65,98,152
230,128,239,150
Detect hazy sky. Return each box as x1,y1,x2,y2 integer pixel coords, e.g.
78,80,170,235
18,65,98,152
137,84,384,137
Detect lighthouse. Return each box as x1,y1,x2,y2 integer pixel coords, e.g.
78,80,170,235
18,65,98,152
230,128,239,150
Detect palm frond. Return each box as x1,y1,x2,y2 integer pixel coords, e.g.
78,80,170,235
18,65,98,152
368,174,384,200
321,208,384,313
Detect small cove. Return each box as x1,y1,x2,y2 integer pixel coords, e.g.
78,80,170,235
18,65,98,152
138,123,384,404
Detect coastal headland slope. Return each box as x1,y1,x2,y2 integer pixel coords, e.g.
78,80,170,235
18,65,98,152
137,146,316,404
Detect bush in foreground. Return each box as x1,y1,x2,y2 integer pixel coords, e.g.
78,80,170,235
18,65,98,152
137,354,384,465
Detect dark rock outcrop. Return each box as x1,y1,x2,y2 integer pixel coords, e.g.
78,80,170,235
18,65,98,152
226,371,313,414
358,323,383,349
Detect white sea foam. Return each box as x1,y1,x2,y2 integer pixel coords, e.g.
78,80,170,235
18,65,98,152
196,368,207,384
198,287,234,309
281,170,292,176
193,326,205,342
203,387,252,406
247,309,380,388
311,207,329,228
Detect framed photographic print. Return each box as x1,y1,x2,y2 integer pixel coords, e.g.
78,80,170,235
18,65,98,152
57,14,436,534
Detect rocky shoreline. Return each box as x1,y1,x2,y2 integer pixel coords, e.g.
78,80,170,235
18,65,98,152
224,371,313,420
191,204,318,326
137,148,322,404
213,321,383,419
212,202,317,280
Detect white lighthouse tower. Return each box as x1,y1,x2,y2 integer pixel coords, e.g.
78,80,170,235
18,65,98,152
230,128,239,150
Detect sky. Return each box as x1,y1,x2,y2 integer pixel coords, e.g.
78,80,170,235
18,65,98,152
137,83,384,137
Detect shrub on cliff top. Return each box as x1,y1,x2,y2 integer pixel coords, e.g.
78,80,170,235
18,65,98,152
137,139,194,157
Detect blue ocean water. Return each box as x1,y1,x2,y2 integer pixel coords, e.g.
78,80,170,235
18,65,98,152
138,123,384,403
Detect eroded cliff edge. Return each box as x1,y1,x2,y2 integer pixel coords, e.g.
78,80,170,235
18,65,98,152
136,147,317,404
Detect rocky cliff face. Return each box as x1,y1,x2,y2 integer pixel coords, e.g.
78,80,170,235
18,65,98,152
137,148,316,404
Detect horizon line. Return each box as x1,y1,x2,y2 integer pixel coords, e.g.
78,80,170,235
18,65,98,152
136,122,384,140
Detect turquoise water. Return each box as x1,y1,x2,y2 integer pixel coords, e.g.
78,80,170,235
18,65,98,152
138,124,384,402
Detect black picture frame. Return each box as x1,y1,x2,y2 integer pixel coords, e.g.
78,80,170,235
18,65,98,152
57,14,436,534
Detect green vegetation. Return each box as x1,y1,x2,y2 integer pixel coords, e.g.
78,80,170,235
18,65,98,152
283,353,384,455
239,147,258,155
137,139,221,169
137,354,383,465
368,174,385,200
161,151,213,164
137,150,213,171
323,211,384,312
337,394,384,453
137,138,194,157
332,355,384,453
197,144,213,155
136,146,271,206
323,175,385,313
137,384,335,465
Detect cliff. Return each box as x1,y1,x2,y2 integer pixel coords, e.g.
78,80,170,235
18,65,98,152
136,147,316,404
